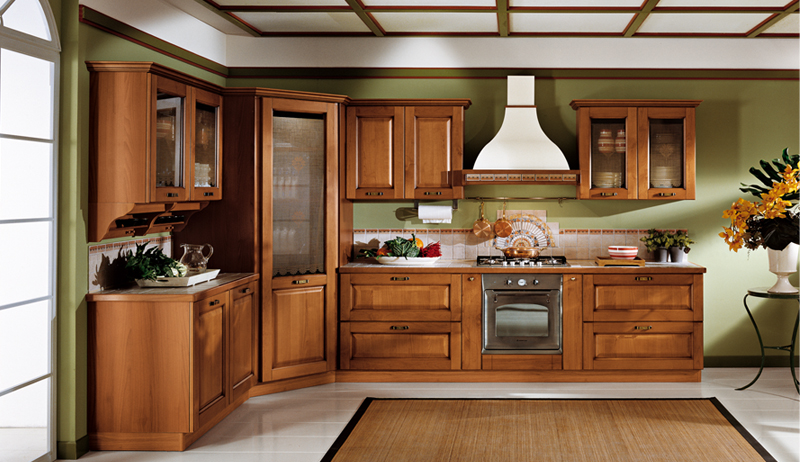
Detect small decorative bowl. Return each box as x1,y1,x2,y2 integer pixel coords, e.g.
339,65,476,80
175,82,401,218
608,245,638,260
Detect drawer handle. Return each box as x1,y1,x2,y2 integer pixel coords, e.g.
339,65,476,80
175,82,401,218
635,277,653,281
391,325,409,330
424,191,442,196
634,325,653,331
657,192,676,197
167,193,178,197
600,192,618,197
241,288,251,294
204,192,214,197
209,299,220,306
391,277,410,281
365,192,384,196
292,279,309,285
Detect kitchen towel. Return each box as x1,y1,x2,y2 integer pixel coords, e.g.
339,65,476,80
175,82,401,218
417,205,452,224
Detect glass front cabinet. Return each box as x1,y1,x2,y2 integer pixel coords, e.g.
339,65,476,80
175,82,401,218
571,100,701,200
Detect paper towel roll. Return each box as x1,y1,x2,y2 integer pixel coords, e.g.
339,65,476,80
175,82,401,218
418,205,452,224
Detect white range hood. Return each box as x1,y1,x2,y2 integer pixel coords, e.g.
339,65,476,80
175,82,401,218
473,76,569,170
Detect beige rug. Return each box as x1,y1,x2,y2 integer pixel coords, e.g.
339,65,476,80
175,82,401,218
322,398,774,462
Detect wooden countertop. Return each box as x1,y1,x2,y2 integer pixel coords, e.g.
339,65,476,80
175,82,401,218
340,259,706,274
86,273,259,302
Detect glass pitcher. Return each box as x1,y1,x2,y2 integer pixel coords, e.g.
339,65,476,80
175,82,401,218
179,243,213,273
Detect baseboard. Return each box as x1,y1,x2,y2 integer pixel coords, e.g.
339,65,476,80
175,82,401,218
704,356,799,367
57,434,89,460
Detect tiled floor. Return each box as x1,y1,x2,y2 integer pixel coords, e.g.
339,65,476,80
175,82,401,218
74,368,799,462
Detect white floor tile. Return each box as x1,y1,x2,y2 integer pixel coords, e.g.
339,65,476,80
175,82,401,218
65,368,800,462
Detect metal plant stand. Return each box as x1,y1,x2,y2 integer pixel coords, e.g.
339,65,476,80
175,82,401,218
736,287,799,394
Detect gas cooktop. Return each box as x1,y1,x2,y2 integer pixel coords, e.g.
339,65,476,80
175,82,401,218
476,255,569,268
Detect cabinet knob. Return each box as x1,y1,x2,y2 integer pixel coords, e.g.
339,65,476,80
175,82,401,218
390,325,409,330
209,299,220,306
657,192,677,197
292,279,309,285
167,193,178,198
424,191,442,196
204,192,214,197
391,277,410,281
365,192,384,196
570,277,577,281
469,277,475,281
634,325,653,330
241,288,251,294
635,277,653,281
600,192,618,197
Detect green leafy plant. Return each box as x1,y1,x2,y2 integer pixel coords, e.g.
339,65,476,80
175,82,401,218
359,233,441,259
124,243,188,281
640,229,669,252
670,230,694,251
739,148,799,202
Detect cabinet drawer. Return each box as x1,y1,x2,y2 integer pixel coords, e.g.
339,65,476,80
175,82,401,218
482,355,562,371
585,274,701,322
583,322,702,370
340,322,461,370
341,274,461,321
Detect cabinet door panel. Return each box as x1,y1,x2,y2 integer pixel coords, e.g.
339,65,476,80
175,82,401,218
341,322,461,370
191,87,223,201
405,106,464,199
151,75,190,202
637,106,695,200
230,282,257,401
584,322,697,370
195,293,227,428
342,273,461,321
576,106,637,200
346,106,404,199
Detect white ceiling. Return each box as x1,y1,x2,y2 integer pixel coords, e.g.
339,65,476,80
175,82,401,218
173,0,798,37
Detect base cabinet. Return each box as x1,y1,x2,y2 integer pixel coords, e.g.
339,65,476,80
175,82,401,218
340,322,462,370
87,274,258,451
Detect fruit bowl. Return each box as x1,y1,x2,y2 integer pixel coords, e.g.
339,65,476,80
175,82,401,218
608,246,638,260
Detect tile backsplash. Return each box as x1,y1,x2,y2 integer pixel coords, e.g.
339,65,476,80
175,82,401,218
88,236,172,293
353,228,683,261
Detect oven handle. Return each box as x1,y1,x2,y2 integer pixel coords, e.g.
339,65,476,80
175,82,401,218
492,290,551,304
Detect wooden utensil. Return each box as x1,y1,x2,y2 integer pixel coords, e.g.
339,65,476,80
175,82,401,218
494,201,512,238
473,202,494,238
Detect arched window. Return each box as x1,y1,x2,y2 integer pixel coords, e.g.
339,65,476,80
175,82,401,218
0,0,60,461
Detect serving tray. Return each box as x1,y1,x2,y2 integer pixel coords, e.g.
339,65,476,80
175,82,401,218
595,257,645,267
376,257,441,266
136,269,220,287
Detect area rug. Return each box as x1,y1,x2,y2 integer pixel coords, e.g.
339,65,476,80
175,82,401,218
321,398,775,462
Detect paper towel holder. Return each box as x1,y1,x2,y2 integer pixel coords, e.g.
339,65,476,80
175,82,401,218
413,200,458,210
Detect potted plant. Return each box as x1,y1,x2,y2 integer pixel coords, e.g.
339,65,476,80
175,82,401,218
668,230,694,264
721,149,799,293
124,243,188,281
641,229,670,262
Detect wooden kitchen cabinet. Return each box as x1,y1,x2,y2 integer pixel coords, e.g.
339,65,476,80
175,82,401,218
87,62,223,242
582,273,703,371
86,273,258,451
339,272,462,370
345,99,470,200
570,100,701,200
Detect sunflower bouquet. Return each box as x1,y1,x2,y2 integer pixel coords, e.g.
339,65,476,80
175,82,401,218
720,151,799,252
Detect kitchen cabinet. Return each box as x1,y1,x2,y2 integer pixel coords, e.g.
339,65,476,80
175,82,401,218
345,99,471,200
582,273,703,370
339,273,462,370
175,89,347,384
570,100,701,200
86,273,258,451
87,62,223,242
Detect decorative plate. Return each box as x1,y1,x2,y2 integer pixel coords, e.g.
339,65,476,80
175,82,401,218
376,257,441,266
493,214,554,249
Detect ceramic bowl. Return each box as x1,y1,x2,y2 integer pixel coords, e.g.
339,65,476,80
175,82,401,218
608,245,638,260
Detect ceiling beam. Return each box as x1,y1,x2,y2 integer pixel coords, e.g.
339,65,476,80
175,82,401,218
747,4,798,37
497,0,509,37
344,0,384,37
624,0,659,37
191,0,260,36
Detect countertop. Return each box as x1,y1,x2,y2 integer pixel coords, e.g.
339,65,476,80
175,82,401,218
340,259,706,274
86,272,259,302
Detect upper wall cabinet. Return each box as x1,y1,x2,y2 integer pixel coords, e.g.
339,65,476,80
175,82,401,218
87,62,223,242
570,100,701,200
345,99,471,200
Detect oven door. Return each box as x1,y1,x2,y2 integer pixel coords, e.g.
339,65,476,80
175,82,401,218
483,289,561,353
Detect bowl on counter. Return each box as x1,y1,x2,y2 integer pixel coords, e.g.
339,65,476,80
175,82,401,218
608,245,638,260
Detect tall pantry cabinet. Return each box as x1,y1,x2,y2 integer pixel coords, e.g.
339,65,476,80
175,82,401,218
175,88,348,384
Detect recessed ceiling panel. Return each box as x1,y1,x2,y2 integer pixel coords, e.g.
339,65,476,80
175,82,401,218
638,13,771,33
762,13,799,34
510,0,645,6
371,12,498,32
215,0,349,5
363,0,496,6
235,12,372,32
656,0,790,7
510,13,634,33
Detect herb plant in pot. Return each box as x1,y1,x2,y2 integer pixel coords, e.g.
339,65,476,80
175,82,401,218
125,243,188,283
640,229,670,262
720,149,799,293
667,230,694,264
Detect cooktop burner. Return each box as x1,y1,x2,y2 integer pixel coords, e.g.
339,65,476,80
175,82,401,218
476,255,569,267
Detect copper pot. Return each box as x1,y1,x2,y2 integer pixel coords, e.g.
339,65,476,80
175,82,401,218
498,246,540,259
493,201,512,238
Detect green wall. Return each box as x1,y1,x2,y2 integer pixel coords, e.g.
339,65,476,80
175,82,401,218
55,5,799,456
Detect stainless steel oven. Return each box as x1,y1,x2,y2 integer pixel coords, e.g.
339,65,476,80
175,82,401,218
482,273,562,354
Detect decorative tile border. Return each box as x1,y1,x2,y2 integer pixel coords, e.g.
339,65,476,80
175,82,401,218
88,236,172,293
353,228,686,261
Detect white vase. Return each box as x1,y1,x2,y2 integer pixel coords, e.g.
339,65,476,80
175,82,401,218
767,242,799,294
